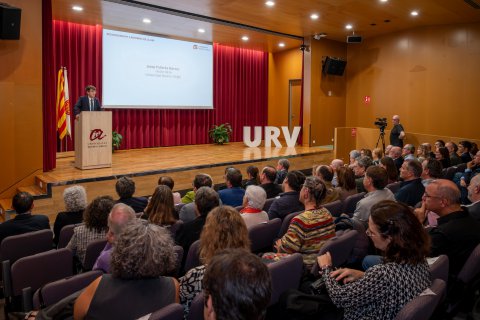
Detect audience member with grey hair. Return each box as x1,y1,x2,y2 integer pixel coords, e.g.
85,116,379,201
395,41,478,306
395,159,425,207
467,174,480,220
75,220,179,319
349,150,361,166
176,187,220,259
93,203,136,273
353,156,373,193
275,158,290,184
53,185,88,245
115,176,148,213
330,159,344,187
240,185,268,228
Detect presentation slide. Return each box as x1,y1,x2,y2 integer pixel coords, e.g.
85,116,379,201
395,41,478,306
102,29,213,109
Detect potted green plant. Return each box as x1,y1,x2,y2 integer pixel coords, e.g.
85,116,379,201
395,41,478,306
208,123,232,145
112,131,123,151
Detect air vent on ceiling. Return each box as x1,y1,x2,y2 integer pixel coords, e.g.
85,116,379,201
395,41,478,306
464,0,480,9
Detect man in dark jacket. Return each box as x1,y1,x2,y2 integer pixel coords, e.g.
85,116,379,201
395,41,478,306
268,171,305,220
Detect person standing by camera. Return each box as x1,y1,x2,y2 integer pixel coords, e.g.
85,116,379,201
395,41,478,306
390,115,405,148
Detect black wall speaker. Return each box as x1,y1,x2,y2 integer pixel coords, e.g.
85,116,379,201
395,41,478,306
322,56,347,76
0,4,21,40
347,35,362,43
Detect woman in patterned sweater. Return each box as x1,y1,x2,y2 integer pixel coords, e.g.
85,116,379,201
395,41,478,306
318,200,431,320
273,176,336,269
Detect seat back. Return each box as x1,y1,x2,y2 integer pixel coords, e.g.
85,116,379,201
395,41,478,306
57,224,76,249
32,270,102,309
429,255,449,283
394,279,446,320
148,303,184,320
1,229,53,264
173,245,184,276
184,240,201,273
386,182,402,194
83,238,108,271
442,167,457,181
342,192,366,217
248,218,282,253
268,253,303,306
263,198,275,212
457,243,480,284
323,200,343,217
187,292,204,320
11,248,73,297
277,211,302,238
311,230,358,275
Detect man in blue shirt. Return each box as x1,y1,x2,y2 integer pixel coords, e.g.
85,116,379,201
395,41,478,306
218,167,245,207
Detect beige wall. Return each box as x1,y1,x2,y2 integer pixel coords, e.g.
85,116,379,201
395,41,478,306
0,0,43,198
346,22,480,141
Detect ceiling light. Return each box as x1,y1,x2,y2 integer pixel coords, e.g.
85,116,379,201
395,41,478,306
410,10,419,16
380,0,388,2
198,28,205,33
265,1,275,7
278,42,285,47
143,18,152,24
345,24,353,30
310,13,319,20
72,5,83,11
242,36,249,41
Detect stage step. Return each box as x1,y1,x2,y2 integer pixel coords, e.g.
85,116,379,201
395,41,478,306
17,185,47,198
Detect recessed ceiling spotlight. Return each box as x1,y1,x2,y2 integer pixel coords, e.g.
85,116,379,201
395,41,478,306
345,24,353,30
143,18,152,24
278,42,285,47
410,10,419,16
72,5,83,11
310,13,319,20
380,0,388,2
198,28,206,33
242,36,249,41
265,1,275,7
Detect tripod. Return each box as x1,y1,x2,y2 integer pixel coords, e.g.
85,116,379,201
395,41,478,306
375,129,386,154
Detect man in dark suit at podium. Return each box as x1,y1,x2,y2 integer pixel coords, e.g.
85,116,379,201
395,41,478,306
74,85,102,119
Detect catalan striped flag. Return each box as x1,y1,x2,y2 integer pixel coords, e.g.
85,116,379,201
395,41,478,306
56,67,71,140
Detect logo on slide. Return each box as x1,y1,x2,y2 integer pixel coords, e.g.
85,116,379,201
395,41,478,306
90,129,107,141
193,45,198,49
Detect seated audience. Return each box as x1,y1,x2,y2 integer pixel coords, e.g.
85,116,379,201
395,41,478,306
244,165,260,187
143,185,177,228
458,140,473,163
179,173,214,223
259,165,283,199
379,156,399,184
446,141,462,166
240,185,268,228
115,176,148,213
0,192,49,245
158,176,181,205
353,156,373,193
402,144,416,160
218,167,245,207
456,150,480,204
360,148,373,159
271,176,335,268
395,160,425,207
416,144,429,163
274,158,290,184
179,206,250,315
317,200,431,320
467,174,480,220
93,203,136,273
334,166,357,201
53,186,87,245
268,171,306,220
74,220,178,319
472,143,479,157
67,196,114,267
351,166,395,228
435,146,451,169
176,187,219,258
384,145,393,157
426,179,480,277
349,150,361,166
389,146,404,172
372,148,383,165
316,165,340,205
203,249,271,320
421,158,443,186
329,159,344,187
434,139,445,149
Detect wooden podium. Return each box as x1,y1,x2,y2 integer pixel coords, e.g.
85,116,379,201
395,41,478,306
75,111,112,170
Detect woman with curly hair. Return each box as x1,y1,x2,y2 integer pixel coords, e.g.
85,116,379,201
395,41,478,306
143,185,177,226
67,195,114,266
179,206,250,315
53,186,87,245
74,220,178,319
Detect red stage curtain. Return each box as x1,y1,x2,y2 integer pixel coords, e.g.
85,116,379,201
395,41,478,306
45,22,268,165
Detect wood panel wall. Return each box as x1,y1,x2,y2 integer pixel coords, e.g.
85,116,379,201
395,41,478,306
346,22,480,140
0,0,43,198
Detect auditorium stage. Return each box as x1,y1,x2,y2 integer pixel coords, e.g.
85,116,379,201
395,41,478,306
29,142,333,222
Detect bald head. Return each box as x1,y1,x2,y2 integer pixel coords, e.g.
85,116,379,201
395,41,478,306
330,159,344,171
390,146,402,159
108,203,136,241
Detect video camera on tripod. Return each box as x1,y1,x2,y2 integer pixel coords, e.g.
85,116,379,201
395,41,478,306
374,117,388,132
